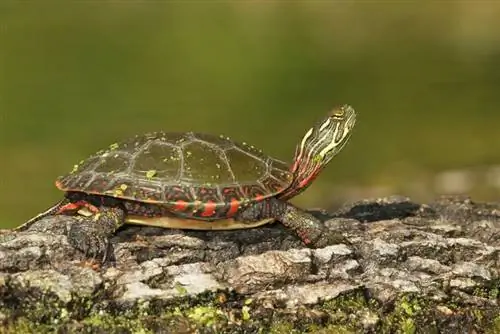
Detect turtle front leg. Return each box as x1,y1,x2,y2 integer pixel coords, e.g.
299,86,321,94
67,206,126,261
235,198,349,248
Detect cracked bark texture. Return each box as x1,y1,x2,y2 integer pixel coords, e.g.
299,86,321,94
0,195,499,333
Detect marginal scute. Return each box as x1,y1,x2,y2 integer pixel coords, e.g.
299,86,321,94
164,185,192,203
241,184,268,200
220,186,245,203
132,181,164,202
192,186,221,203
74,173,95,190
260,176,286,194
84,174,114,194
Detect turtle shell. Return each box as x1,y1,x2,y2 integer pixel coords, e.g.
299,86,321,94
56,132,293,219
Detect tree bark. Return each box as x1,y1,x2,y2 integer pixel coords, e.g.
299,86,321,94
0,195,498,333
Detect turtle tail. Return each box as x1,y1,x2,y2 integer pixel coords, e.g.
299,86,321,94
15,198,70,231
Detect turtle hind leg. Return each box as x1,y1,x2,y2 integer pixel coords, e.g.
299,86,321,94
68,206,126,261
235,198,349,248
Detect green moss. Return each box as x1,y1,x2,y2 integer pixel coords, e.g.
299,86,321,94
241,305,251,321
186,305,226,327
380,294,430,333
307,325,354,334
487,315,500,334
1,286,500,332
400,318,416,334
472,280,500,300
145,170,157,179
81,314,151,333
109,143,119,150
2,318,43,334
489,287,499,300
318,289,372,330
268,321,295,334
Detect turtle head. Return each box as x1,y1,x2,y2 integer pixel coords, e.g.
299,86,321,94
281,105,357,200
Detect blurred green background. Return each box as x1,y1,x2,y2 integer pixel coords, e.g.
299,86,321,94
1,2,500,228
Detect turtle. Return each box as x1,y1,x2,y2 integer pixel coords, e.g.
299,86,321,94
18,105,356,258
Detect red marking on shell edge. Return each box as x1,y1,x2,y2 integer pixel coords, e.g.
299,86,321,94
227,199,240,217
201,201,217,217
174,200,188,211
255,194,264,201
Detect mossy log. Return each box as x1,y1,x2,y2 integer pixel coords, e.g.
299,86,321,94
0,196,499,333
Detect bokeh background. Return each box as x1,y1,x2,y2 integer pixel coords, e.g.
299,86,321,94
1,2,500,228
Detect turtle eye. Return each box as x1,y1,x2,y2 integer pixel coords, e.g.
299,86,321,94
329,107,345,119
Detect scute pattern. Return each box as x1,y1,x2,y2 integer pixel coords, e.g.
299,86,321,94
57,132,293,219
134,143,181,179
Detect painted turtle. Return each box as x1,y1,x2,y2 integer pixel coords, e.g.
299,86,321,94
19,105,356,258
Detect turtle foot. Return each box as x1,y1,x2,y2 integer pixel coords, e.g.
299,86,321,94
309,231,351,248
68,222,112,261
67,206,125,262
